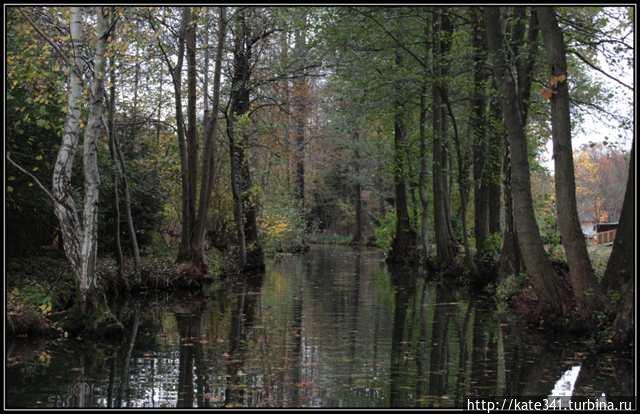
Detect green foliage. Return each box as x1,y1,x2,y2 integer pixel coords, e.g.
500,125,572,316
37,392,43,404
373,209,396,252
494,272,527,312
477,232,503,264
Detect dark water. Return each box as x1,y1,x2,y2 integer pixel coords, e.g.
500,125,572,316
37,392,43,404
6,245,634,408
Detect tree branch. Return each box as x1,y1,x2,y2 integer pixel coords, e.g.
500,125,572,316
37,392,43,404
570,49,633,91
6,152,56,204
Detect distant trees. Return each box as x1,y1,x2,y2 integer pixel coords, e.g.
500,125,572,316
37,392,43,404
574,143,630,223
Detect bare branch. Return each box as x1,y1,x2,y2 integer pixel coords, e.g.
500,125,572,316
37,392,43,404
6,152,56,204
570,49,633,91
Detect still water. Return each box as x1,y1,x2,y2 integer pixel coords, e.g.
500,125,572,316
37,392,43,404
6,245,633,408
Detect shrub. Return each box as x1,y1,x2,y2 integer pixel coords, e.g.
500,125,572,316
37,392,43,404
374,209,396,252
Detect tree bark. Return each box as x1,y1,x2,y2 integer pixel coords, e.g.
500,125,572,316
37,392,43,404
538,6,603,315
485,7,568,316
79,7,109,308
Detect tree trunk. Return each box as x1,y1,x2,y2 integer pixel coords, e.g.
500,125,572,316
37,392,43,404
419,83,430,257
191,7,227,273
293,16,308,209
417,11,431,259
280,31,292,187
389,46,417,263
487,90,503,236
445,87,476,273
432,9,457,266
604,138,634,291
52,6,84,283
227,9,264,273
186,7,198,247
471,8,490,253
107,55,124,275
538,6,602,315
604,138,634,346
485,7,568,316
111,35,141,276
352,129,363,245
174,7,191,262
79,7,109,309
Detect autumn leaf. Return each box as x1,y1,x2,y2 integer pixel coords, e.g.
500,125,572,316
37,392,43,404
548,73,567,88
540,87,555,100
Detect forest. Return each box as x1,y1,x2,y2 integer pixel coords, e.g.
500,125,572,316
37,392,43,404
5,5,635,409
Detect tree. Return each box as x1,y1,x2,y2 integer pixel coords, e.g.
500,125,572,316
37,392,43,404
431,9,457,266
604,138,634,345
538,6,603,315
485,7,569,317
388,41,417,263
190,7,227,272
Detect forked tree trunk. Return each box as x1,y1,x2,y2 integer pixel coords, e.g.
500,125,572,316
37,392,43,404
485,7,568,316
191,7,227,272
537,6,603,315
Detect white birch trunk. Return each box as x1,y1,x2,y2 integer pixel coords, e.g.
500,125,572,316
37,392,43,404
52,6,84,280
79,7,108,304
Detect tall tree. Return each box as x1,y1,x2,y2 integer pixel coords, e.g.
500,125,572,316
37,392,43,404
418,14,431,258
190,7,227,273
292,12,308,209
388,44,417,262
538,6,603,314
470,8,490,253
432,9,457,265
227,7,266,272
485,7,569,316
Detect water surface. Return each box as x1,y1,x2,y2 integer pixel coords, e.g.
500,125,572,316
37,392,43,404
6,245,633,408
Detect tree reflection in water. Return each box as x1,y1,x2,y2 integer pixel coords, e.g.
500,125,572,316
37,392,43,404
4,246,634,409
